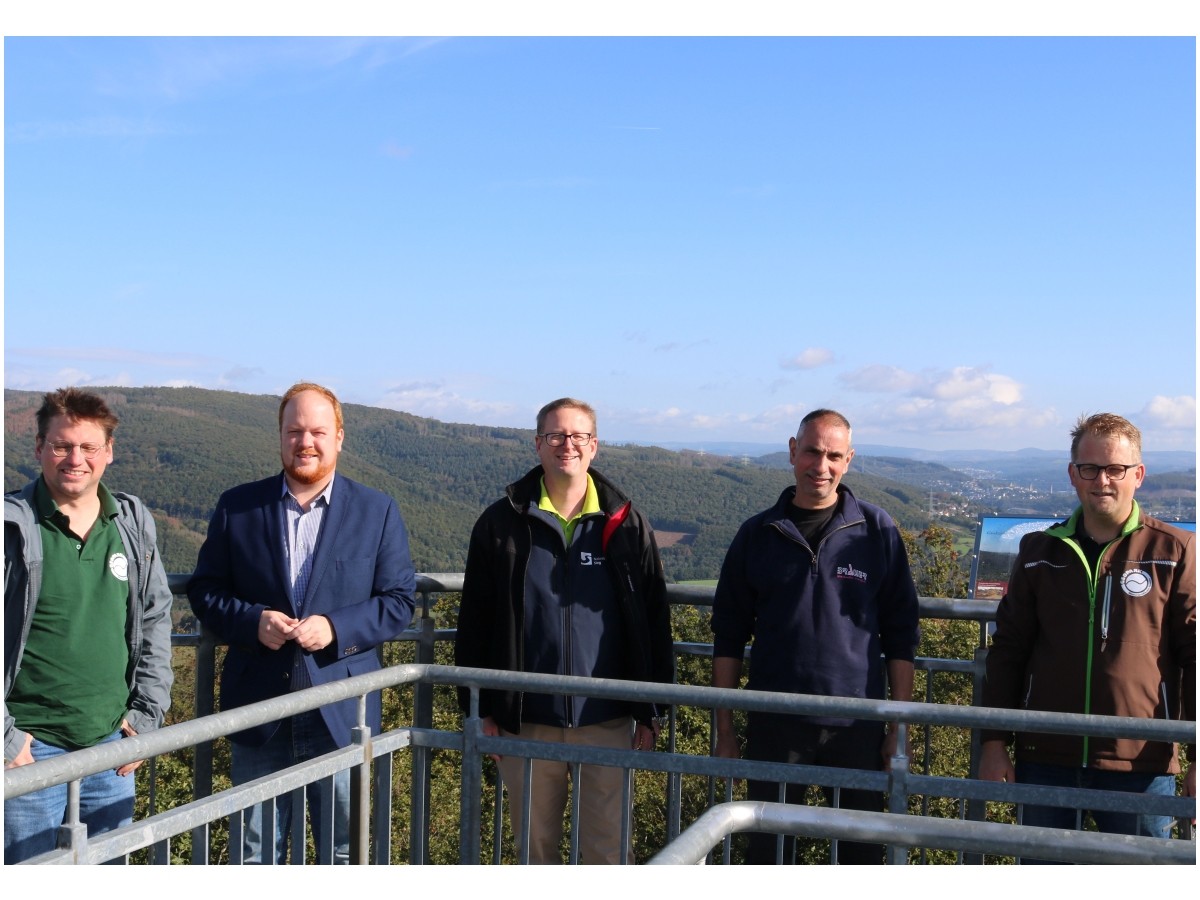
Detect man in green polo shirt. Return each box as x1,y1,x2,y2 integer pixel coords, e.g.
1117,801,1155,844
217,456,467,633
4,388,174,864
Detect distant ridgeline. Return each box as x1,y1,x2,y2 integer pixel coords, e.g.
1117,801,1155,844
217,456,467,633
3,386,1023,580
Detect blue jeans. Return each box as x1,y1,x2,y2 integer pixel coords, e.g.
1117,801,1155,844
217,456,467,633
230,710,350,864
4,729,135,864
1016,761,1176,864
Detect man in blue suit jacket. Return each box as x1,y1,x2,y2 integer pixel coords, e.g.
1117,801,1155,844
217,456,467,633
188,382,416,864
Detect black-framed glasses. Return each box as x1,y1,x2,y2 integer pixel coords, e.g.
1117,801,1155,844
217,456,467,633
1073,463,1139,481
539,432,593,447
45,441,107,459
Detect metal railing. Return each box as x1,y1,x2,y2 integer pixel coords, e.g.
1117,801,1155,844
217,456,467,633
4,577,1194,865
647,802,1196,865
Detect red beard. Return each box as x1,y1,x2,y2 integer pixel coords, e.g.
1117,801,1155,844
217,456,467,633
284,455,335,485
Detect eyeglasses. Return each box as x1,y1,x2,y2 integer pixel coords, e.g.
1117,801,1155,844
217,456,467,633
44,441,108,459
539,432,593,447
1073,463,1139,481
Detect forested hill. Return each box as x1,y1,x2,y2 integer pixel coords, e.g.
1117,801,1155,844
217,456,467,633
4,386,940,580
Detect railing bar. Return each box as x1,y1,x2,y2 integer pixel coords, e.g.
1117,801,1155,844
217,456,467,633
519,757,533,866
568,761,581,864
21,580,1193,866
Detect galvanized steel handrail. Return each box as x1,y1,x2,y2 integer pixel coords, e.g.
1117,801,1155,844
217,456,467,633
647,801,1197,865
5,662,1195,864
7,663,1193,797
9,574,1190,865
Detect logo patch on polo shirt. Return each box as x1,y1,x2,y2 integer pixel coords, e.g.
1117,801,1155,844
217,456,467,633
109,552,129,581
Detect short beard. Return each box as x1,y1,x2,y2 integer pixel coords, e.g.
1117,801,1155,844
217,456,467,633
284,456,335,486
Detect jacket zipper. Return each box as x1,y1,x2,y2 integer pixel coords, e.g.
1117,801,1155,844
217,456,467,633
815,520,860,573
1065,531,1118,768
1099,576,1112,653
562,525,574,727
776,517,862,575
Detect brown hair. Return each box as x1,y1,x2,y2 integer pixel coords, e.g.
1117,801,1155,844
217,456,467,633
536,397,597,435
1070,413,1142,461
278,382,344,432
36,387,119,442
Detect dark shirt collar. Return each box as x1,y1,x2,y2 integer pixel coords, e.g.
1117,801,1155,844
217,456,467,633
34,476,119,522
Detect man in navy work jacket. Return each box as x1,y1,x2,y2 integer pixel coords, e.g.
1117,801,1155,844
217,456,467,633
188,382,416,864
711,408,920,864
455,397,673,864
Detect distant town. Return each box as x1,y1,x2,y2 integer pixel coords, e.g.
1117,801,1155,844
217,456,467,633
867,460,1195,524
723,443,1198,526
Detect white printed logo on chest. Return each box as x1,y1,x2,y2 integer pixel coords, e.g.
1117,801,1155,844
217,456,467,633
836,563,868,583
1120,569,1152,598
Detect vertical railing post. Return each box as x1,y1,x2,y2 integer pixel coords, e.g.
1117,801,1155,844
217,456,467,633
459,689,484,864
408,591,436,865
57,779,89,863
350,699,372,865
886,721,910,865
961,643,991,863
371,747,394,864
666,648,682,844
191,626,218,864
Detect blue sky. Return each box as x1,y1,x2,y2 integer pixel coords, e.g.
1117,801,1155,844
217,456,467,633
3,32,1196,452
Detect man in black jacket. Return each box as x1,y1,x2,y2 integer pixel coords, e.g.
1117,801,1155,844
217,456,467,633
455,397,672,864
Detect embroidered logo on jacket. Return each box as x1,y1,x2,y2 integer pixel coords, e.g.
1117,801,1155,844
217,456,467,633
1120,569,1152,597
580,552,604,567
836,563,868,583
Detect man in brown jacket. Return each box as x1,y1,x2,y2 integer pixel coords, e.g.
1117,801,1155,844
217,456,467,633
980,413,1195,852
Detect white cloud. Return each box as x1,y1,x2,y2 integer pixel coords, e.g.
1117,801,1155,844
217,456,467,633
81,370,135,388
616,405,739,432
55,367,93,386
8,346,215,367
836,363,1057,439
379,381,518,423
1139,395,1196,430
841,364,924,392
220,365,265,383
752,404,814,429
5,117,187,143
654,338,710,354
782,347,834,370
842,364,1022,405
102,38,432,104
930,367,1022,405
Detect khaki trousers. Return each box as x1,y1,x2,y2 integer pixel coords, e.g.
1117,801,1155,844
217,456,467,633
496,716,635,864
